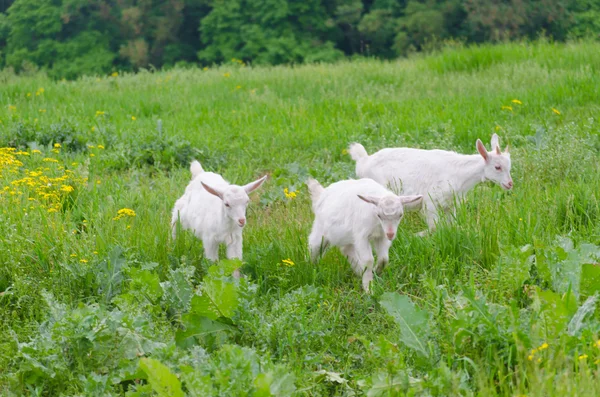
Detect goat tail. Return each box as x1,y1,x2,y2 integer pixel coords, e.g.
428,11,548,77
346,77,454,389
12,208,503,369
348,143,368,161
306,178,324,208
190,160,204,179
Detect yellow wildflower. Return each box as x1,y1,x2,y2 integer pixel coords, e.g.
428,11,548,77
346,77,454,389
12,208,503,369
60,185,74,193
54,143,61,148
511,99,523,105
51,149,60,154
97,144,105,149
113,208,136,221
91,126,96,132
90,153,95,157
203,67,209,71
495,125,501,131
579,354,588,360
342,149,348,155
27,92,31,97
283,188,297,200
43,158,59,163
47,208,58,213
595,340,600,348
131,116,136,121
527,355,534,361
223,72,231,78
8,105,16,112
539,342,549,350
88,145,96,149
235,85,241,90
552,108,561,115
93,251,98,255
281,258,295,267
80,259,88,263
501,106,513,111
111,71,118,77
70,253,77,258
39,109,46,113
95,111,105,117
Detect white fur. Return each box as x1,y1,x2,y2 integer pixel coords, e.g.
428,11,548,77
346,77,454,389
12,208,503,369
307,178,422,292
349,134,513,232
171,160,267,261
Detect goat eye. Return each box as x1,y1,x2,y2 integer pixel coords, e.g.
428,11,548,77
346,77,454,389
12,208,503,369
224,203,230,207
495,165,502,171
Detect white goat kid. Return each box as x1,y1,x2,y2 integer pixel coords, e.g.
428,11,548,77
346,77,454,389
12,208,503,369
171,160,267,262
348,134,513,233
307,178,422,292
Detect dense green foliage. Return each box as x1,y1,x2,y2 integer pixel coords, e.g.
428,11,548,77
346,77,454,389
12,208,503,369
1,0,600,78
1,41,600,395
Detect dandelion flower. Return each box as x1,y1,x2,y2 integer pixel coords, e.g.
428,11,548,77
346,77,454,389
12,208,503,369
113,208,136,221
595,340,600,348
235,85,241,90
284,188,297,200
131,116,136,121
579,354,588,360
223,72,231,78
60,185,74,193
281,258,295,267
90,153,95,157
95,111,105,117
70,253,77,257
97,144,105,149
539,342,549,350
111,71,118,77
501,106,513,111
511,99,523,105
27,93,31,97
54,143,61,148
203,67,209,71
43,158,59,163
552,108,561,115
80,259,88,263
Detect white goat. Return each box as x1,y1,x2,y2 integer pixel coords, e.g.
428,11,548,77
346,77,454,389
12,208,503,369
171,160,267,262
307,178,422,292
348,133,513,233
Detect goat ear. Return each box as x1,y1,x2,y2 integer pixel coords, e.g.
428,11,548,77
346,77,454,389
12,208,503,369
476,139,489,162
357,195,380,206
504,144,510,153
491,133,500,150
201,182,224,199
400,195,423,205
243,175,267,194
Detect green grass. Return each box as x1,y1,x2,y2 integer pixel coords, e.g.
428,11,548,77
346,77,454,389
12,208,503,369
1,40,600,396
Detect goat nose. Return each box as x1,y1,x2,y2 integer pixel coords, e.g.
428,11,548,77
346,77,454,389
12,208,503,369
507,180,513,189
386,232,395,240
238,218,246,226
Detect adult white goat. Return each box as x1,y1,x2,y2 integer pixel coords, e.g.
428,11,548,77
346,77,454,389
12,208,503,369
307,178,422,292
348,134,512,233
171,160,267,262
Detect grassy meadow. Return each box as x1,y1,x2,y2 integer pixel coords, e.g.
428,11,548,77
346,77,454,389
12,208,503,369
1,41,600,396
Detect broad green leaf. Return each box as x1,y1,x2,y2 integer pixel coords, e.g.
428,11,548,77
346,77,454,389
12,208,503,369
175,314,234,347
203,276,238,319
190,294,221,320
130,269,163,302
568,294,597,336
536,287,578,340
581,264,600,298
139,358,184,397
380,292,430,357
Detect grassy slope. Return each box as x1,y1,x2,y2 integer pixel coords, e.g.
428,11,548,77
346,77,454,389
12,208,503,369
0,41,599,395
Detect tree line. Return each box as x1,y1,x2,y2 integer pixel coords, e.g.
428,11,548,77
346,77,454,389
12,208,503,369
0,0,599,79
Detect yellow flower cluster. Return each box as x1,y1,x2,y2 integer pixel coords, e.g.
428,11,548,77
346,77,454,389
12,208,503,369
36,87,45,96
281,258,295,267
527,342,549,361
0,148,86,213
113,208,136,221
284,188,297,200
